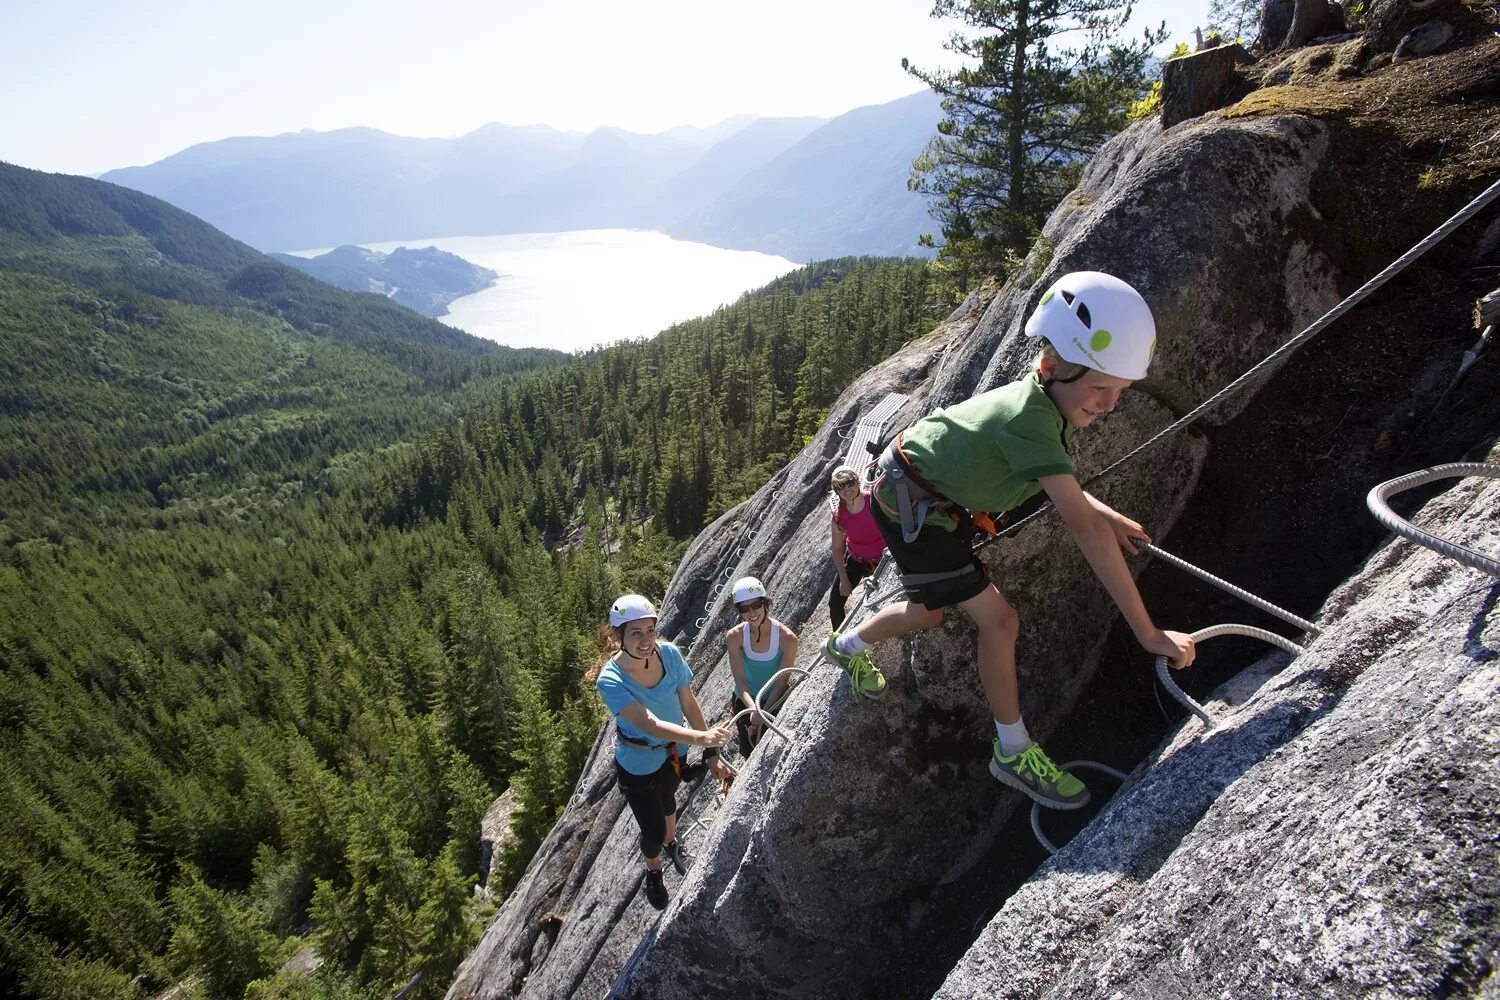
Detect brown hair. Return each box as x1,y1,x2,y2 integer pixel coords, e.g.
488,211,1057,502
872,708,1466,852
830,465,860,514
1035,342,1090,385
585,623,622,685
830,465,859,489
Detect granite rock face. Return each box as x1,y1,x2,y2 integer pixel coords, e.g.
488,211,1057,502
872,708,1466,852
448,43,1500,1000
933,455,1500,1000
603,111,1340,1000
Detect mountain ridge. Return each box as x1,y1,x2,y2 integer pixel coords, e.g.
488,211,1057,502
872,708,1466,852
97,92,941,259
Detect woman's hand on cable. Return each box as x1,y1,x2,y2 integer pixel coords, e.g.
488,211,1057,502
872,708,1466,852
698,722,732,749
708,756,733,782
1141,628,1196,669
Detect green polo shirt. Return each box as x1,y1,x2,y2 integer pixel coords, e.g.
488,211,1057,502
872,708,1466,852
879,372,1075,530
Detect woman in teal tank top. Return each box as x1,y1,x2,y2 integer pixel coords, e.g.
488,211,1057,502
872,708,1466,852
724,576,799,753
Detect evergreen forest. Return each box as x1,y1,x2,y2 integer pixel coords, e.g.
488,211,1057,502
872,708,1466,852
0,163,945,999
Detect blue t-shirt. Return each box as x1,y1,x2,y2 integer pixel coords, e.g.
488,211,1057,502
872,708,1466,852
595,641,695,775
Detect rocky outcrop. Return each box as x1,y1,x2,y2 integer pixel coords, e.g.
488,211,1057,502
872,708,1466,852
933,452,1500,999
448,40,1500,1000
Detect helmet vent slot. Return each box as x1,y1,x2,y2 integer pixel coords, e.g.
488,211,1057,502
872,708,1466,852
1060,289,1076,305
1075,303,1092,328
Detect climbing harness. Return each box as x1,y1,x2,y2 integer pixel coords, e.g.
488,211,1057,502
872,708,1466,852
614,723,669,751
875,433,955,544
1366,463,1500,578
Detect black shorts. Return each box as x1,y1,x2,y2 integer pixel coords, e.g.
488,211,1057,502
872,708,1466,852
871,500,990,610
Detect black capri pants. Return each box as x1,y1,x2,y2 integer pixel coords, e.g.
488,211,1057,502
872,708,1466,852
615,757,681,859
829,553,878,628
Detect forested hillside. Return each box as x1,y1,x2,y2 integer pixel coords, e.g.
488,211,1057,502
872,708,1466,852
0,161,943,1000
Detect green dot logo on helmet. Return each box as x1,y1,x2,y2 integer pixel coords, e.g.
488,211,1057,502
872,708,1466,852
1024,271,1157,381
731,576,768,605
610,594,658,628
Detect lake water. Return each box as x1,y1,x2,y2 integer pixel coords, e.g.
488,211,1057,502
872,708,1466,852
289,229,801,352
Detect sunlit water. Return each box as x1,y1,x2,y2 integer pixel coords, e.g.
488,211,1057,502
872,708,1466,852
288,229,801,352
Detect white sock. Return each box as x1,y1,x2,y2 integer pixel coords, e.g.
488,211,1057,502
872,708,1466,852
835,630,869,655
995,718,1032,756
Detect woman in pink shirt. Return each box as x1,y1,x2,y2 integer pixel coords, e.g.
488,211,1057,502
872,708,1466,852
829,465,886,627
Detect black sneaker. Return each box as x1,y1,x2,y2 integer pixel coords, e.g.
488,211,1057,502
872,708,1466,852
643,867,668,910
663,836,690,876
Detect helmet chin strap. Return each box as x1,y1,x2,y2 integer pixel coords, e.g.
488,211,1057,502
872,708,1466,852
1041,367,1087,389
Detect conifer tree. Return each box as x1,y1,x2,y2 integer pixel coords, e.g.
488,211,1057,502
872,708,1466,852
167,872,280,999
905,0,1165,286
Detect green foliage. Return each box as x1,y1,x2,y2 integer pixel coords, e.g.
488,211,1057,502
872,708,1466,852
168,871,283,999
1208,0,1261,44
363,257,941,541
0,165,945,1000
905,0,1166,287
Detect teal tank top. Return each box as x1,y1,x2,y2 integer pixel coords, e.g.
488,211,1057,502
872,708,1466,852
739,621,784,701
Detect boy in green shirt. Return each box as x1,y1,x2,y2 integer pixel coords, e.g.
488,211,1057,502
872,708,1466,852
825,271,1196,810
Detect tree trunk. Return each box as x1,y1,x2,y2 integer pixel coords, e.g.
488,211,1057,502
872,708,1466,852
1160,44,1248,127
1284,0,1331,46
1006,0,1030,252
1256,0,1295,50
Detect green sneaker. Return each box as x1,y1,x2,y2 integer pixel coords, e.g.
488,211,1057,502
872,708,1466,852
823,633,887,699
988,740,1090,810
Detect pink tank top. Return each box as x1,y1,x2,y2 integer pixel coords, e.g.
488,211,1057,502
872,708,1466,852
835,493,885,563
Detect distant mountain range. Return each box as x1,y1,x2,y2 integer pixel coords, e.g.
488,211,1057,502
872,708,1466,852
271,245,498,317
99,91,943,262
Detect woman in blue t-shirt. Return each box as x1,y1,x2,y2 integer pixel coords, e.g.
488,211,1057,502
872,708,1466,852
588,594,732,910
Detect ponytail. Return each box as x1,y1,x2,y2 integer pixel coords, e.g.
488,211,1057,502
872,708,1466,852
585,623,622,685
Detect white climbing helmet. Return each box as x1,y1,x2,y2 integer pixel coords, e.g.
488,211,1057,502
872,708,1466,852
830,464,860,487
609,594,658,628
731,576,768,605
1024,271,1158,381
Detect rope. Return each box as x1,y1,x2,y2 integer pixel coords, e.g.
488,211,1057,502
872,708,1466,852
990,174,1500,543
1135,540,1320,635
1154,623,1306,729
1029,761,1128,856
686,666,812,835
1366,463,1500,578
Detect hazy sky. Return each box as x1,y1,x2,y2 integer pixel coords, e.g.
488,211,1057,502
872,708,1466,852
2,0,1211,177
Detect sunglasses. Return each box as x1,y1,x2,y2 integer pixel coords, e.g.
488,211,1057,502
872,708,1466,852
735,598,767,613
